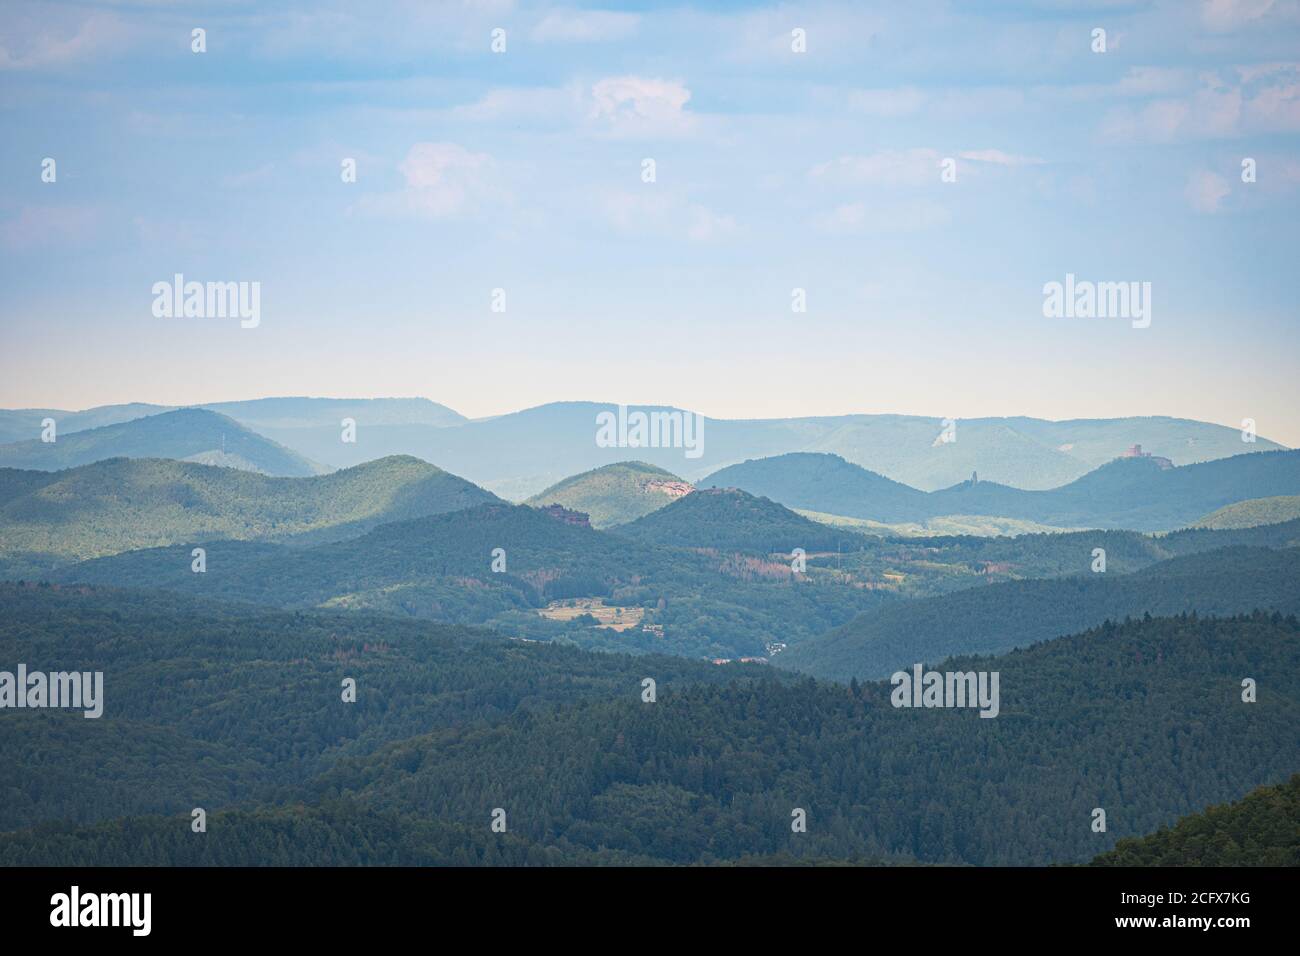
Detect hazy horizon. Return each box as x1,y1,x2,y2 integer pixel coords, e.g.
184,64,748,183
0,391,1293,449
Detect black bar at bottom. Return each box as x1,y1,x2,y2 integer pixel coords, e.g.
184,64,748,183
0,866,1286,942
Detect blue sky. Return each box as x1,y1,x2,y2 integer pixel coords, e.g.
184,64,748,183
1,0,1298,442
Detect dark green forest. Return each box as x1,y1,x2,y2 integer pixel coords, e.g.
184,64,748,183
613,486,857,553
1,585,1295,866
1090,774,1299,866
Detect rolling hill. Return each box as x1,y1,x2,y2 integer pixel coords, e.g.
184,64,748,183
613,486,863,554
0,454,499,570
1193,495,1300,530
704,450,1300,531
702,452,929,521
525,461,691,528
0,408,323,477
775,545,1300,682
50,501,890,659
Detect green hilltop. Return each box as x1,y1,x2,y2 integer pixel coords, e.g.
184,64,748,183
1193,495,1300,530
525,461,691,528
614,486,864,554
0,454,498,571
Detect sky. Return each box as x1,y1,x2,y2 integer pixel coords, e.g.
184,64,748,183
1,0,1298,443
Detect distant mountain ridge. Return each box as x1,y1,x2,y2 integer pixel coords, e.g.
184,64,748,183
0,408,323,477
1,399,1285,497
704,449,1300,531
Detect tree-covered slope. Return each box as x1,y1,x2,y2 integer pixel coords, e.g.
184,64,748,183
776,546,1300,681
3,598,1292,866
613,487,864,554
817,518,1300,599
0,408,323,476
0,454,499,569
1090,774,1300,866
525,461,691,528
0,583,748,833
701,453,929,522
1193,496,1300,530
50,503,889,659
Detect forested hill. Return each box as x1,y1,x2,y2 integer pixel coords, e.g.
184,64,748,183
776,546,1300,681
0,582,758,833
0,407,322,477
702,453,928,521
0,454,499,571
1193,495,1300,530
0,589,1295,867
45,503,890,659
613,487,861,553
1090,774,1300,866
525,461,690,528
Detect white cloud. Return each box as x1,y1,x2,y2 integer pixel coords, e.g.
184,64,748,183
1202,0,1280,31
1186,169,1232,212
531,10,639,43
958,149,1044,167
1101,63,1300,141
449,84,585,123
814,198,951,235
358,143,501,219
589,76,696,137
0,10,127,70
810,150,943,188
